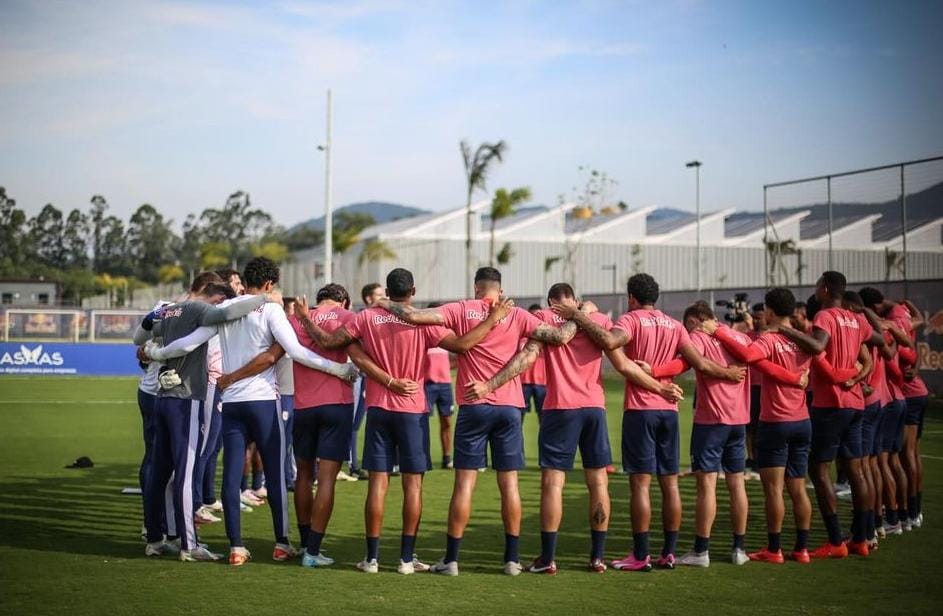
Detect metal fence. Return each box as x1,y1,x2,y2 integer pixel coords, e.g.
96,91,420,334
764,156,943,291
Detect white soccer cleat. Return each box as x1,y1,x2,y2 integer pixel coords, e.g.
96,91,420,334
397,560,415,575
731,548,749,566
206,499,224,512
145,539,180,557
273,543,299,561
195,506,221,524
253,486,268,500
241,490,264,507
410,555,431,572
914,513,924,528
356,558,379,573
239,502,253,513
229,547,251,566
179,545,222,562
336,469,358,482
301,551,336,567
503,561,524,576
430,558,459,576
678,551,710,567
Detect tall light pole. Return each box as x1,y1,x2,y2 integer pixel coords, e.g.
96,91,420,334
686,160,702,293
323,89,334,283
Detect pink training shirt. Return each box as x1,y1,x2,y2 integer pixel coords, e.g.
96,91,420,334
521,342,547,385
615,308,693,412
536,309,611,411
289,305,356,409
811,307,873,410
888,303,928,398
438,300,543,407
345,307,451,413
425,347,452,384
865,345,888,408
689,327,750,425
751,331,814,422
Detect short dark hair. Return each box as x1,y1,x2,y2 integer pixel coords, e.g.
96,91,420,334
215,269,240,281
203,282,236,300
385,268,414,300
627,273,658,305
858,286,884,309
528,303,542,312
764,287,796,317
361,283,381,304
806,294,821,319
547,282,575,304
243,257,280,288
474,267,502,285
843,291,863,311
317,283,350,307
190,271,224,293
751,302,765,313
821,270,847,297
683,301,715,323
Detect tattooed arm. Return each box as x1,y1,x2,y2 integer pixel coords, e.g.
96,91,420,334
373,298,447,325
464,339,544,402
293,296,356,350
529,320,579,346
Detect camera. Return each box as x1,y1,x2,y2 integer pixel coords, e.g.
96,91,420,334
716,293,751,324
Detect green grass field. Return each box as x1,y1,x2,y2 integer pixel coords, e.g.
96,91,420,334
0,376,941,615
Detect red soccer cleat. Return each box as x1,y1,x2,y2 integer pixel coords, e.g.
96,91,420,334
845,540,870,557
790,549,811,564
748,548,785,564
811,542,848,559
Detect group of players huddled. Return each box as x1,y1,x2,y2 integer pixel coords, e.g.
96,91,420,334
133,256,929,575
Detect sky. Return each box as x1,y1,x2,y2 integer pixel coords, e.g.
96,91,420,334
1,0,942,229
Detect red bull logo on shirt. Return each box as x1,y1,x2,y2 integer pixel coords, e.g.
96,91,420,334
373,313,414,327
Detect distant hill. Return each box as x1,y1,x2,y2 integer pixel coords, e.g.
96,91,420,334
290,201,428,232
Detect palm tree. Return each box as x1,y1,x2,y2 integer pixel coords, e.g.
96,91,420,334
461,139,507,295
488,186,531,266
358,239,396,267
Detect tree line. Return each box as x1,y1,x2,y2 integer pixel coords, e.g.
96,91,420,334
0,187,375,305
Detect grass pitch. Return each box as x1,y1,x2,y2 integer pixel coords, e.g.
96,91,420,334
0,376,940,615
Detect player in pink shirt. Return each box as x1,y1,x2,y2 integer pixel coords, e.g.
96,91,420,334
377,267,581,576
297,268,513,574
521,303,548,424
859,288,927,528
779,271,885,559
643,300,807,567
423,302,456,469
552,273,745,572
465,283,683,575
700,289,821,564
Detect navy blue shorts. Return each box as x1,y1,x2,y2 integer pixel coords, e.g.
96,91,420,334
292,403,354,462
810,407,862,462
424,382,454,417
906,395,929,435
362,407,431,474
622,410,680,475
539,408,612,470
749,385,762,427
860,402,884,457
881,399,907,453
691,423,747,474
522,384,547,414
454,404,524,471
756,419,812,478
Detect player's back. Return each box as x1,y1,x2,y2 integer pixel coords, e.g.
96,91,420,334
217,295,279,402
156,300,212,400
438,300,542,406
347,307,451,412
753,331,812,422
616,308,691,411
537,309,610,410
811,307,870,408
290,304,355,407
689,327,749,424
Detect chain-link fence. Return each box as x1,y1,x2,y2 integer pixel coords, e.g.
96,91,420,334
764,156,943,292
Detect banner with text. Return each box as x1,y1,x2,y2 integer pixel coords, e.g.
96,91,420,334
0,343,140,376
